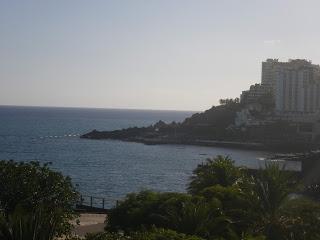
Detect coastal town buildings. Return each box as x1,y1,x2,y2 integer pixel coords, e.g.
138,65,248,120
238,58,320,140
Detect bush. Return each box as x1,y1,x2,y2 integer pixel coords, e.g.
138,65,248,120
107,156,320,240
188,155,244,195
107,190,243,239
278,198,320,240
0,160,79,239
107,191,202,232
200,185,256,234
85,228,204,240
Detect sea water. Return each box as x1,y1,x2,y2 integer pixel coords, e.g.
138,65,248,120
0,106,272,207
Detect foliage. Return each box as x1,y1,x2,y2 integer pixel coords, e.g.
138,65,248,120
219,98,240,105
183,101,242,129
247,163,320,239
0,160,79,239
107,191,179,231
85,228,204,240
251,163,297,218
83,230,268,240
106,190,240,239
0,205,67,240
137,228,204,240
280,198,320,240
242,236,266,240
106,156,320,240
161,195,238,239
200,185,256,235
2,157,319,240
188,155,244,195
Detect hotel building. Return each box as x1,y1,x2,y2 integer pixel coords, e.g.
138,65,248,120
261,59,320,114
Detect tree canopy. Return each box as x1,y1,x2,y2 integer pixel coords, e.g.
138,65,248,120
0,160,79,239
104,156,320,240
1,157,320,240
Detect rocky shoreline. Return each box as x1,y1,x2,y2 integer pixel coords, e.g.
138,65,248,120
80,129,313,152
80,129,266,150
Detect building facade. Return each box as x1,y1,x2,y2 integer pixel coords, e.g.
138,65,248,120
261,59,320,114
261,58,281,88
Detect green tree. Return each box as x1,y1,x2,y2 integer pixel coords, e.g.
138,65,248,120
106,190,237,239
219,98,240,105
200,185,257,236
104,156,320,240
248,163,320,240
160,195,237,239
0,160,79,239
188,155,244,195
0,204,70,240
250,163,296,239
107,191,179,232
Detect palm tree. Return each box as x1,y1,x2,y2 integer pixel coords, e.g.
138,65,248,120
164,197,237,239
188,155,243,195
250,163,298,239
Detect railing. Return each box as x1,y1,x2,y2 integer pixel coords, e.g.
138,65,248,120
78,195,107,210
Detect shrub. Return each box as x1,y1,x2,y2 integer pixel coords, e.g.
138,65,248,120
278,198,320,240
188,155,244,195
0,160,79,239
106,190,242,239
107,191,177,231
85,228,204,240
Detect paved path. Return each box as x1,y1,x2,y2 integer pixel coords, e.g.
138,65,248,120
72,214,107,237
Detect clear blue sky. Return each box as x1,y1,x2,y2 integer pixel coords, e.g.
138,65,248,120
1,0,320,111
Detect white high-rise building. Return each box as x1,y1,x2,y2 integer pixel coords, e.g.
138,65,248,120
261,59,320,114
261,58,281,88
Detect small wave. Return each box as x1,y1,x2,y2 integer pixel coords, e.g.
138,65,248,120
38,133,80,139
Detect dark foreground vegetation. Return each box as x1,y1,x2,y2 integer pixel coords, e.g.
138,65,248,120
1,156,320,239
0,160,79,240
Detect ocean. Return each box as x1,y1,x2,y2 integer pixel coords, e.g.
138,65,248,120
0,106,272,207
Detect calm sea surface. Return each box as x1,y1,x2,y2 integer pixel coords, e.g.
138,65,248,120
0,106,272,207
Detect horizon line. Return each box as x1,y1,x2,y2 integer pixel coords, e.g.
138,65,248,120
0,104,200,113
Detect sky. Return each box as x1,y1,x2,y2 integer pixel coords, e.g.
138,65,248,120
1,0,320,111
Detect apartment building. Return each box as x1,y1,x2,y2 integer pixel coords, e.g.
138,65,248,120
261,59,320,114
240,83,272,104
